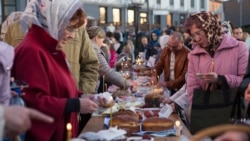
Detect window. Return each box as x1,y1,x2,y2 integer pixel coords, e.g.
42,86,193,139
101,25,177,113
157,0,161,4
166,13,172,26
127,9,134,26
200,0,205,9
99,7,107,24
154,15,161,25
191,0,195,8
112,8,121,26
2,0,17,22
180,0,184,7
179,13,185,25
170,0,174,6
140,13,147,24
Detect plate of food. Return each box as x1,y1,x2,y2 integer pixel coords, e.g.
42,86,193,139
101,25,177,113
126,135,153,141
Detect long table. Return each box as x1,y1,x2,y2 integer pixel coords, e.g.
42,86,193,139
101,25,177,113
81,113,192,141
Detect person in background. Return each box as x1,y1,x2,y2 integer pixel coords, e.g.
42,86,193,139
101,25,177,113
135,36,150,60
221,21,232,36
154,32,190,95
148,28,160,59
155,35,169,82
155,35,169,64
238,54,250,109
2,12,24,47
63,19,99,94
101,39,111,63
243,32,250,42
233,26,244,41
62,11,99,132
183,32,193,50
87,26,130,92
126,39,135,63
0,43,12,105
112,32,121,54
0,11,23,41
117,41,134,64
242,32,250,50
11,0,107,140
109,40,117,69
183,11,248,124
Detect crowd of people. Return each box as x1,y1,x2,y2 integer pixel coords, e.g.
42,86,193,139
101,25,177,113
0,0,250,140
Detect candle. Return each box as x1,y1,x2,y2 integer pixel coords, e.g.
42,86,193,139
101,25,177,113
110,103,113,127
105,84,107,92
121,62,124,70
152,80,154,95
175,120,181,136
124,78,126,90
126,72,130,79
103,75,105,92
66,123,72,141
125,63,128,67
157,75,160,83
153,69,157,78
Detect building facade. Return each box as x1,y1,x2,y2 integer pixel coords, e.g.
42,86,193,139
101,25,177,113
0,0,27,23
223,0,250,27
83,0,209,31
0,0,210,30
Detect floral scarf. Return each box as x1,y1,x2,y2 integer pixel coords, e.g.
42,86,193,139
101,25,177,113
0,11,23,39
192,11,223,55
20,0,84,40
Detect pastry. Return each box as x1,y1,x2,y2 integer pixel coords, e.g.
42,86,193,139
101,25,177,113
142,117,174,131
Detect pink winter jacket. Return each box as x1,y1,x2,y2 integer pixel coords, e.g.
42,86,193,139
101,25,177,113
187,34,249,103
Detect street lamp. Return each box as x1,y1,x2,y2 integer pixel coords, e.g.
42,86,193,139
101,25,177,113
131,0,145,50
237,0,243,27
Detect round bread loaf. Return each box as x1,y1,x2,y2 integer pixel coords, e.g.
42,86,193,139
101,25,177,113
113,109,139,120
109,115,140,134
142,117,174,131
151,85,164,95
144,93,161,108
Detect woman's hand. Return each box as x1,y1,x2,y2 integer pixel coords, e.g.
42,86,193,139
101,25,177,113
81,94,109,108
197,72,218,83
4,106,53,138
159,81,167,87
79,98,98,114
96,96,108,107
160,95,173,104
244,84,250,102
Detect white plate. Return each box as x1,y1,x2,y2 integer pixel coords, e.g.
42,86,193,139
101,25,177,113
136,108,160,111
126,136,154,141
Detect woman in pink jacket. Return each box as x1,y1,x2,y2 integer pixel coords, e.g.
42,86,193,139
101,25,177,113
183,11,248,104
183,12,249,131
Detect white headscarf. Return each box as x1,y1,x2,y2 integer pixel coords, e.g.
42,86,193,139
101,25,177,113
159,35,169,49
20,0,84,40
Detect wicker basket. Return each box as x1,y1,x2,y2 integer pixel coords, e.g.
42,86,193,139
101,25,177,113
190,124,250,141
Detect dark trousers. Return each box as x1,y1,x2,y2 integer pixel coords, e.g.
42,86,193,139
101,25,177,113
170,89,177,96
78,113,92,134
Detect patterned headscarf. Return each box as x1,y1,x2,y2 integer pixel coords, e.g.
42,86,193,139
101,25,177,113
20,0,84,40
0,11,23,39
191,11,223,53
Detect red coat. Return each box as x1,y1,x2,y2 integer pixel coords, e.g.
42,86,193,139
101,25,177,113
12,24,80,141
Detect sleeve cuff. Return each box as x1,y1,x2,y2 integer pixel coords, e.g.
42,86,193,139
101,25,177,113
64,98,80,114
